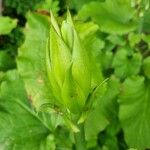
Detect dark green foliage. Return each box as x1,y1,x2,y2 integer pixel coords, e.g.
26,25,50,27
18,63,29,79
4,0,42,15
1,0,150,150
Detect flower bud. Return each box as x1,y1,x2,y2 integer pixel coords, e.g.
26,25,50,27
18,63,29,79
46,11,94,113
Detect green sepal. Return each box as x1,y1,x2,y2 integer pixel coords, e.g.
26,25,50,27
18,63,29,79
45,38,61,102
50,11,61,36
49,25,71,87
61,21,74,50
61,10,74,49
61,64,86,114
72,29,91,99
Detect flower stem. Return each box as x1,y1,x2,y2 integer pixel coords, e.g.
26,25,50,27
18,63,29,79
74,123,87,150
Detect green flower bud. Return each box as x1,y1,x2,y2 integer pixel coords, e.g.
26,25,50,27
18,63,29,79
46,11,92,113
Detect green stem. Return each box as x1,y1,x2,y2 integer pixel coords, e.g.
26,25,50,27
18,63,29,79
74,123,87,150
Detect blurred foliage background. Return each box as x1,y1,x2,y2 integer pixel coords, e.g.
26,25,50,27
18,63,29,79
1,0,150,150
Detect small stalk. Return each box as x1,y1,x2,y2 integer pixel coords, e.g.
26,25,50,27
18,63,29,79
74,123,86,150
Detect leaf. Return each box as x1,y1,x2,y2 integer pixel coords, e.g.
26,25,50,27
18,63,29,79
76,23,104,89
100,50,113,71
85,78,119,147
112,48,142,79
119,76,150,149
36,0,60,15
75,21,99,40
100,76,120,121
4,0,42,15
17,12,53,110
78,0,137,34
128,33,142,48
142,34,150,49
142,9,150,33
0,16,17,35
142,57,150,79
69,0,104,10
0,51,16,71
106,35,126,46
87,76,120,149
85,95,109,148
0,70,53,150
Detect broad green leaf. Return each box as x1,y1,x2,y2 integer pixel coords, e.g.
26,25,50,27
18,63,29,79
112,48,142,79
119,76,150,149
79,28,104,89
85,90,109,148
0,70,53,150
100,76,120,121
142,57,150,79
17,12,53,110
84,77,120,147
78,0,137,34
0,16,17,35
75,21,99,40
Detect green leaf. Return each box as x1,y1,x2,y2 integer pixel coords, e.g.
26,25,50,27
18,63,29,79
77,25,104,89
128,33,142,48
75,21,99,40
85,78,119,147
119,76,150,149
0,16,17,35
100,76,120,121
17,12,53,110
142,9,150,33
100,50,113,71
142,34,150,49
142,57,150,79
112,48,142,79
106,35,126,46
69,0,104,10
36,0,60,15
0,51,16,71
0,70,53,150
85,95,109,148
78,0,137,34
4,0,42,15
87,76,121,148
